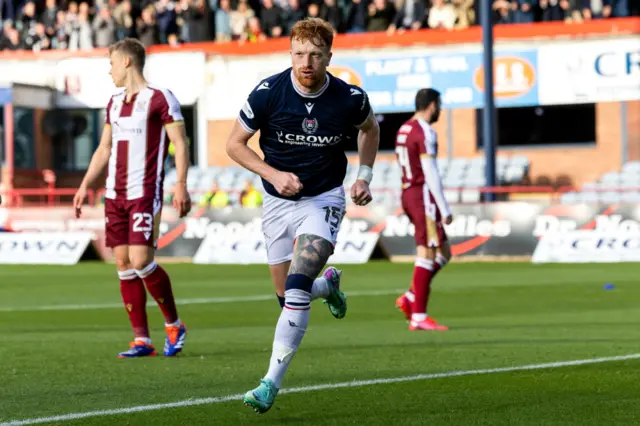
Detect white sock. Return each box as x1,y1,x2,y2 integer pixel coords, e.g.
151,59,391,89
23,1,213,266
411,313,427,322
165,319,181,327
435,254,448,269
311,277,330,300
134,337,152,345
404,291,415,302
264,288,310,388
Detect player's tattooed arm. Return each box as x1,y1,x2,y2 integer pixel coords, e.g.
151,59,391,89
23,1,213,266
288,234,333,278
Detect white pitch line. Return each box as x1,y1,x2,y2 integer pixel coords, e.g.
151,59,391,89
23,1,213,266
2,353,639,426
0,289,404,313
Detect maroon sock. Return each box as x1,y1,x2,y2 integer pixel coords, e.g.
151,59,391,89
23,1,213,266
118,269,149,338
137,262,179,324
411,258,435,315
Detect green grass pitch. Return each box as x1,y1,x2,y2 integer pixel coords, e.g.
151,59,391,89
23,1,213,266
0,261,639,425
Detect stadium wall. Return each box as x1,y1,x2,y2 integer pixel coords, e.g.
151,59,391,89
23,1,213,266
0,18,638,191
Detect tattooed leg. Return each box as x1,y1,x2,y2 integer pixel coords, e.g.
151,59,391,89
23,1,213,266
257,234,335,394
288,234,333,279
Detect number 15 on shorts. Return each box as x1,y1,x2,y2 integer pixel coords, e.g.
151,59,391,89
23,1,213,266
323,206,344,237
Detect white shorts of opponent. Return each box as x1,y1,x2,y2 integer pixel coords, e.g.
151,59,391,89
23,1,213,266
261,186,346,265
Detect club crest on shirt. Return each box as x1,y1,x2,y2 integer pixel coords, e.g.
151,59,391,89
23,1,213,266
301,118,318,135
135,99,149,113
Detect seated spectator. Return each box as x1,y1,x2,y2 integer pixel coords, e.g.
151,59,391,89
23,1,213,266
240,180,263,207
284,0,306,35
513,0,535,23
307,2,320,18
113,0,134,41
30,22,51,51
230,0,254,41
0,23,20,50
68,2,93,51
16,1,37,44
178,0,209,43
199,181,230,208
245,15,266,42
155,0,179,44
345,0,368,33
581,0,612,20
367,0,396,32
137,5,160,46
42,0,58,39
215,0,233,41
492,0,514,23
559,0,583,22
429,0,457,28
538,0,564,21
320,0,342,33
93,5,116,48
452,0,475,28
387,0,426,34
52,10,69,49
260,0,284,38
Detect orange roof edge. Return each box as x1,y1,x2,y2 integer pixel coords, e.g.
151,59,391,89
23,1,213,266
0,17,637,60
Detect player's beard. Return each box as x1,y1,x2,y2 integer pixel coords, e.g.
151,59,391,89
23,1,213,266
295,68,323,92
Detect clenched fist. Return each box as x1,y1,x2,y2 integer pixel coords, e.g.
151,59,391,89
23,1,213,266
271,171,303,197
351,180,372,206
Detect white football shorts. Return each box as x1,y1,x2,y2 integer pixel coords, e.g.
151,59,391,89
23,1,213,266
261,186,346,265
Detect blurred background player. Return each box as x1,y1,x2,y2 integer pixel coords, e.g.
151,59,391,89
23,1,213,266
394,88,452,332
72,38,192,358
226,17,379,414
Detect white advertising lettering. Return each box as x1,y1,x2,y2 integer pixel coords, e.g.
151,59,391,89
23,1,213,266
538,38,640,104
382,215,511,238
532,230,640,264
182,217,262,240
533,214,640,237
368,91,393,107
192,217,377,264
0,232,92,265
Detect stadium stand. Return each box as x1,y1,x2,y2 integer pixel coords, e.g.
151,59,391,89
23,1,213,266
0,0,636,52
163,154,532,206
560,161,640,204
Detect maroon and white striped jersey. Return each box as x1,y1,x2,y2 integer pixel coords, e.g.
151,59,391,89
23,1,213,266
104,85,183,201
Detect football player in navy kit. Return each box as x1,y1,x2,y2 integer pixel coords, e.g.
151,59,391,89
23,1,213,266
226,18,380,413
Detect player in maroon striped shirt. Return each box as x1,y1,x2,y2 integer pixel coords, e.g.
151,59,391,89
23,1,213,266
394,88,452,331
73,38,192,358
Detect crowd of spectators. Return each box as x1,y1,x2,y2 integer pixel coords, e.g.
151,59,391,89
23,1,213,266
0,0,637,51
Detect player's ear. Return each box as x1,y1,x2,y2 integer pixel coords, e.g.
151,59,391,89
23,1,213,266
327,51,333,65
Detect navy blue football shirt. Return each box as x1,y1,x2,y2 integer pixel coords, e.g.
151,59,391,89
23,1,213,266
238,68,371,201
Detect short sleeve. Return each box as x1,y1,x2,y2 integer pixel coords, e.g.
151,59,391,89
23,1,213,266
157,89,184,127
348,85,372,128
238,80,270,134
105,97,113,125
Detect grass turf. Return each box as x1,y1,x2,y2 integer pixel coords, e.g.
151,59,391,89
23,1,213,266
0,261,639,425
